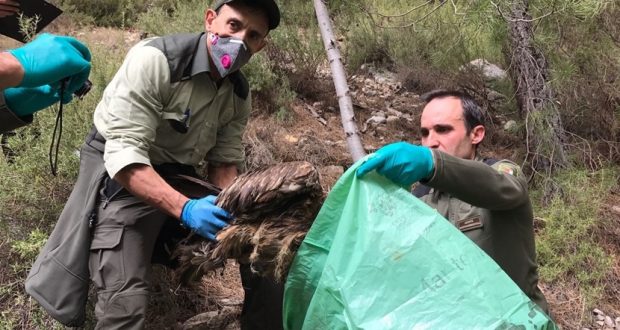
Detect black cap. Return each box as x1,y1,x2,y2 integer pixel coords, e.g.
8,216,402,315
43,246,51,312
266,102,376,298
213,0,280,30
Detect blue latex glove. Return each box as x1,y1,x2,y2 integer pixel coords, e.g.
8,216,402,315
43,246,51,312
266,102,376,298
356,142,435,187
8,33,91,98
181,195,232,241
4,84,68,116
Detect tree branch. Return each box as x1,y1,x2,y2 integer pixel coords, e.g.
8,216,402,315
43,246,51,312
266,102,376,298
370,1,447,29
490,0,555,22
365,1,432,18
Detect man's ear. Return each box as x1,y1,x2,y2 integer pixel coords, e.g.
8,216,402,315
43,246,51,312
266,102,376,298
470,125,485,146
204,9,217,32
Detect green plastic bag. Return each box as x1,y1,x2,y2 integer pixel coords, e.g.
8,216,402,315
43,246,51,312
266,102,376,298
283,159,556,329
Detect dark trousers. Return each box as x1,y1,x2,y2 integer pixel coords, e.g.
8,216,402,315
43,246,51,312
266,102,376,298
240,264,285,330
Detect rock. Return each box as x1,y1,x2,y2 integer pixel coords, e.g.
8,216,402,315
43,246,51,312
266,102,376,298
463,59,507,81
375,126,389,133
615,317,620,328
386,107,404,117
604,316,614,327
487,90,507,102
504,120,518,131
386,116,400,124
364,89,378,97
596,320,605,326
594,308,604,316
374,72,398,86
283,134,299,144
366,115,387,125
371,110,386,117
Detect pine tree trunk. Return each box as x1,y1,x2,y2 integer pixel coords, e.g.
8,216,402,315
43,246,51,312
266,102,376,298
313,0,367,162
506,0,568,175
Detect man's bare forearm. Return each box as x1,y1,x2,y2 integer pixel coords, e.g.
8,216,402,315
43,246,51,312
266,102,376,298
208,164,238,189
114,163,189,219
0,52,24,90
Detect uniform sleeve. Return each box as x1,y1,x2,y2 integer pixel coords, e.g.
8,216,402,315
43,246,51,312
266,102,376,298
206,90,251,171
0,90,33,134
424,150,529,210
93,44,171,179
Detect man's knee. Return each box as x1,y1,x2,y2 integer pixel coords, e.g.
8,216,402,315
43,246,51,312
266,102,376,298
95,290,149,330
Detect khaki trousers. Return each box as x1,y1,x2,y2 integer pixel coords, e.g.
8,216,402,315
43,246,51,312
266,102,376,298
89,182,169,330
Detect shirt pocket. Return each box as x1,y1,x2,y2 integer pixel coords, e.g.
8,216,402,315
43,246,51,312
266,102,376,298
162,85,193,134
452,202,486,239
161,105,191,134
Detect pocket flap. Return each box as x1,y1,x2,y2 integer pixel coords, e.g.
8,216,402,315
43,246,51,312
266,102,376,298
90,226,123,250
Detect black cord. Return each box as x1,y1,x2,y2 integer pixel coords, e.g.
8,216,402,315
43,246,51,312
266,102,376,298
49,81,65,176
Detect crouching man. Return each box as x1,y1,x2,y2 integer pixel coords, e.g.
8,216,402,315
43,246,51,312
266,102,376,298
25,0,283,328
357,90,549,313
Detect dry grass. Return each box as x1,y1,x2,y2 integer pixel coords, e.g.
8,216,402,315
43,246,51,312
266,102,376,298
543,186,620,329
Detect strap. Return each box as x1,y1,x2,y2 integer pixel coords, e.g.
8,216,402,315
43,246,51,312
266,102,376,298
412,184,432,198
48,81,66,176
483,158,499,166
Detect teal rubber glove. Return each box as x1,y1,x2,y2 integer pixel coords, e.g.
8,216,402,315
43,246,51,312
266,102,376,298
356,142,435,187
181,195,232,241
3,84,68,116
8,33,91,97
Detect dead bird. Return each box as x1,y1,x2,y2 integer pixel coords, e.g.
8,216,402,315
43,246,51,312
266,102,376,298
174,161,324,284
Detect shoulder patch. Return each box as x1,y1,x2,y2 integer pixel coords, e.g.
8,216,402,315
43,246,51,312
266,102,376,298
496,163,519,176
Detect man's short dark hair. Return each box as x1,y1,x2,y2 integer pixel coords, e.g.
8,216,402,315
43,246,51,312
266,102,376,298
213,0,280,30
421,89,485,133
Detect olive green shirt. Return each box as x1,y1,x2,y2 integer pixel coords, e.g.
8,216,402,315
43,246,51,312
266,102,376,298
416,150,549,312
94,33,250,178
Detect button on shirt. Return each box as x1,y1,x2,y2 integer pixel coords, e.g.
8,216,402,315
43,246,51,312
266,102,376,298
94,33,250,178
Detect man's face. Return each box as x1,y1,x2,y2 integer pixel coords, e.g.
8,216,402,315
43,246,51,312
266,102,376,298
420,96,484,160
205,3,269,55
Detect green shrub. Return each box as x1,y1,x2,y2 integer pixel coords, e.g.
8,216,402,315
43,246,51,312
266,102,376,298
11,229,48,261
51,0,175,28
534,167,618,305
136,0,204,35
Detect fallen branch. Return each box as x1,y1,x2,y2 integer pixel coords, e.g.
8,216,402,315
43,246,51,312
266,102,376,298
313,0,366,161
305,104,327,125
